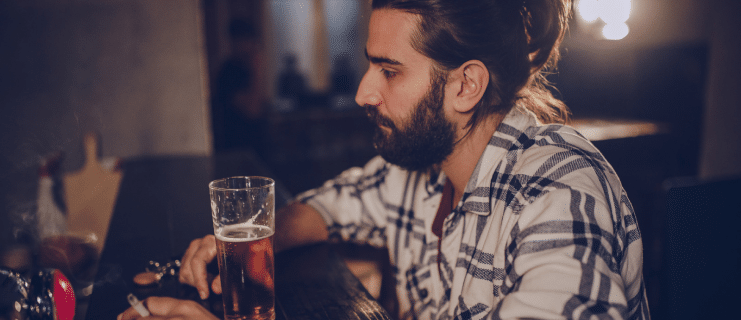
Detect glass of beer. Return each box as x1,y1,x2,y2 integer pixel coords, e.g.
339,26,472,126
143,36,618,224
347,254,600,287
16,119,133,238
209,176,275,320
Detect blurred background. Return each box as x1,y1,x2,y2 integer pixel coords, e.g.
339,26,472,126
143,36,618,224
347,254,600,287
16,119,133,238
0,0,739,319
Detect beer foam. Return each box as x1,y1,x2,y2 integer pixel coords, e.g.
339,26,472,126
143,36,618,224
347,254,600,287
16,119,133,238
216,224,274,242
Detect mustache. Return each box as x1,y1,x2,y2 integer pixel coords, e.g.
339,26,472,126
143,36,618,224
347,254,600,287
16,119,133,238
364,105,396,130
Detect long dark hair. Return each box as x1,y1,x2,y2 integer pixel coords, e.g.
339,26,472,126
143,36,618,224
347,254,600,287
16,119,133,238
372,0,572,126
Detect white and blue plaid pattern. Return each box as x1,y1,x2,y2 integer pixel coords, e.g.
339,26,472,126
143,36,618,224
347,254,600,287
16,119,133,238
297,106,650,319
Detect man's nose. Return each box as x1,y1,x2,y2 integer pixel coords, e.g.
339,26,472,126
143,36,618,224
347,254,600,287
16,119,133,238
355,70,381,108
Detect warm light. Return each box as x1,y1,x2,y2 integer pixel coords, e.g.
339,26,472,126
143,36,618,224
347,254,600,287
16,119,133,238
577,0,601,23
601,0,632,24
602,22,630,40
576,0,633,39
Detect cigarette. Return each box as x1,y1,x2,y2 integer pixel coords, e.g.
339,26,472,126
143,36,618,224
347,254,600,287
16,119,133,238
127,293,151,317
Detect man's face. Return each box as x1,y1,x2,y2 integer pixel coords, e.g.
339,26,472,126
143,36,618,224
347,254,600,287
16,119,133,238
366,71,455,171
356,9,456,171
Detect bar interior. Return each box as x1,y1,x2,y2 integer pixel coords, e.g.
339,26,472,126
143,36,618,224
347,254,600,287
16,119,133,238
1,0,739,319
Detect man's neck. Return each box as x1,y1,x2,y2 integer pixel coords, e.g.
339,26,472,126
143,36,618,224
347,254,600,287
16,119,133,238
441,113,505,205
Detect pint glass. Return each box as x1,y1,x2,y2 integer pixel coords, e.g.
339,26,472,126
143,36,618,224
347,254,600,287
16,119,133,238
209,176,275,320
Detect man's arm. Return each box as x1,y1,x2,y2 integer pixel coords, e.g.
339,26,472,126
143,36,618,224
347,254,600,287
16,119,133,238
489,187,645,319
178,201,328,299
274,201,329,252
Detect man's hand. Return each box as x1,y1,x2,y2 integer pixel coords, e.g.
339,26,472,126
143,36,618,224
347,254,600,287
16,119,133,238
178,202,328,300
179,235,221,299
117,296,219,320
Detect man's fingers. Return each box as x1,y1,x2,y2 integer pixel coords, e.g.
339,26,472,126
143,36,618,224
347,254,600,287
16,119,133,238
118,296,218,320
179,238,202,285
178,235,218,300
142,296,180,316
117,307,140,320
191,235,217,299
147,296,218,319
212,275,222,294
117,297,172,320
189,259,209,299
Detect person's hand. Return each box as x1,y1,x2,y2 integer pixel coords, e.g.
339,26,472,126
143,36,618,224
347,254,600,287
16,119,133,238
117,296,219,320
179,235,221,299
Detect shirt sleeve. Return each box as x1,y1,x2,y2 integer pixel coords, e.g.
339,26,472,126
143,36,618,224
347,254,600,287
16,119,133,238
294,155,391,248
491,185,645,319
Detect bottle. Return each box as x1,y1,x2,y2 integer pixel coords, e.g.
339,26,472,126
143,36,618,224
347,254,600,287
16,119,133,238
0,268,75,320
36,153,66,240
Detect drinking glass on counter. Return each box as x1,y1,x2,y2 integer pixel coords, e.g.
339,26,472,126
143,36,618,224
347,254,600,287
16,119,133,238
209,176,275,320
38,231,100,298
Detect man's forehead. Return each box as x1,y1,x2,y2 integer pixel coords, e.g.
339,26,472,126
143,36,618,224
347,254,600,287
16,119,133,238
365,9,422,64
368,8,419,33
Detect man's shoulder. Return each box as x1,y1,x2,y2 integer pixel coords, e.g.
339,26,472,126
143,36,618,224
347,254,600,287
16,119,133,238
512,123,607,167
490,107,598,158
473,109,618,196
493,122,621,196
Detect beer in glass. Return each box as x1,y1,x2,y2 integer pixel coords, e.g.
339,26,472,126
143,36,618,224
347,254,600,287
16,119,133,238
209,176,275,320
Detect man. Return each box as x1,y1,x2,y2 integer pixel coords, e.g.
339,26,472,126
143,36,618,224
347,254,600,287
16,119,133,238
120,0,649,319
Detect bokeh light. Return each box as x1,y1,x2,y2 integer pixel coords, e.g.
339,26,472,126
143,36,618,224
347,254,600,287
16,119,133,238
602,22,630,40
577,0,601,23
576,0,633,40
601,0,632,24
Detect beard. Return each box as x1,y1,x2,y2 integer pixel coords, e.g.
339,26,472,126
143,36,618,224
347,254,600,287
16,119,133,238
365,73,456,172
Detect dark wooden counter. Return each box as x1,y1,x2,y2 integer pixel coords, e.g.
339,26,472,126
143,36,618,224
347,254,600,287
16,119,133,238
82,153,390,320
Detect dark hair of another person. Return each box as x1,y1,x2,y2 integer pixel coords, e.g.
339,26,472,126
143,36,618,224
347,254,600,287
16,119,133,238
372,0,572,127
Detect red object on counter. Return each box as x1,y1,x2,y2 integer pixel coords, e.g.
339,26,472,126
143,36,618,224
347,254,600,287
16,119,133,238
52,270,76,320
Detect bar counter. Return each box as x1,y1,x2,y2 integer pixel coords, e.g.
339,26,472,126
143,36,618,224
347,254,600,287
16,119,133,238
82,152,390,319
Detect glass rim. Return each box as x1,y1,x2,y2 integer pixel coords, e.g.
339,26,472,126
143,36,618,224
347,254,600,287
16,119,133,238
208,176,275,191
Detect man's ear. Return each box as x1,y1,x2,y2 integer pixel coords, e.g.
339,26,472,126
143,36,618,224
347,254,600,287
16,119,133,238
448,60,489,113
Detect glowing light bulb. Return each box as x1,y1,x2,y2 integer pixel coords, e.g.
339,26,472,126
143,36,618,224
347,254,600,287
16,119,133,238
601,0,632,24
578,0,601,23
602,22,630,40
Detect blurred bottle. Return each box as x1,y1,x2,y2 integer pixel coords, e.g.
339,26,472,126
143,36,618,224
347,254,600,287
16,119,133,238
0,268,75,320
36,152,66,240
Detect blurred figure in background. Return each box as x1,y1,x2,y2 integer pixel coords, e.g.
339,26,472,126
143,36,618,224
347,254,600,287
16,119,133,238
331,53,356,96
211,18,269,155
276,54,308,111
330,53,358,110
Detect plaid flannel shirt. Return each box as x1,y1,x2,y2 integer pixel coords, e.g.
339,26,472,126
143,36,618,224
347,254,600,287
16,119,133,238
297,106,650,319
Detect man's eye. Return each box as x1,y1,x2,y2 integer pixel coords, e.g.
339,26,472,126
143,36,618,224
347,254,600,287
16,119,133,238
381,68,397,79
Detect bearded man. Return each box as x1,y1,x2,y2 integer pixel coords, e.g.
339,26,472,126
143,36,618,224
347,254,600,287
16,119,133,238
122,0,650,319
